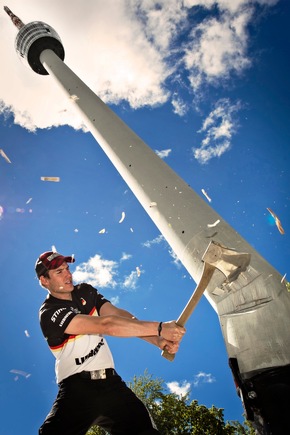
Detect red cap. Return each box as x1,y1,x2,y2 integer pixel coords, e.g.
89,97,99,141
35,251,75,278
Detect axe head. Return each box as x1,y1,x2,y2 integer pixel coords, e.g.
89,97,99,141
202,241,251,282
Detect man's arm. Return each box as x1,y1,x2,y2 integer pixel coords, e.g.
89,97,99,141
100,303,181,354
64,301,185,346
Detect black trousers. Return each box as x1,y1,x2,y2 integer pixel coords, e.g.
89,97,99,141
39,373,160,435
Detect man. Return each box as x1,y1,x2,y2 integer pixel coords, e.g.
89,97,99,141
36,251,185,435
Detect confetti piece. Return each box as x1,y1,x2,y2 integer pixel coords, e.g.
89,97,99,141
26,198,32,204
150,202,157,207
74,228,79,233
24,330,30,338
201,189,211,202
10,369,31,379
207,219,220,228
0,149,12,163
70,94,79,101
136,266,141,277
130,227,134,232
52,245,57,253
99,228,106,234
41,177,60,182
281,273,287,284
119,212,126,223
267,208,285,235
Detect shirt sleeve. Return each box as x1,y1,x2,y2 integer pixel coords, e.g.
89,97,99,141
80,283,110,314
40,305,78,346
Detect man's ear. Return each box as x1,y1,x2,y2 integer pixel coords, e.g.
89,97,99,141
40,275,49,288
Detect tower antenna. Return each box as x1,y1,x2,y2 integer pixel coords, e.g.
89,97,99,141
4,6,24,29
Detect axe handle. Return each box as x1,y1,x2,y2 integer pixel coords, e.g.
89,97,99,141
161,262,215,362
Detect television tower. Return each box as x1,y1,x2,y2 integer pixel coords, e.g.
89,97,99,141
5,6,290,434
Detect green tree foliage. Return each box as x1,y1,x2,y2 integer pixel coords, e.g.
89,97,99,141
286,281,290,292
86,371,255,435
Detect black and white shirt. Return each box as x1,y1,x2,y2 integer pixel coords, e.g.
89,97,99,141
39,283,114,383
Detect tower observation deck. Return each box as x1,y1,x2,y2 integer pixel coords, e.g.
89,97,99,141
5,6,64,75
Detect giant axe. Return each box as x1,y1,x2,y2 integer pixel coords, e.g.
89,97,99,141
162,241,250,361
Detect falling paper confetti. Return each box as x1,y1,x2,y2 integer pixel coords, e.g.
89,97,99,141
201,189,212,202
24,330,30,338
10,369,31,379
99,228,106,234
26,198,32,204
207,219,220,228
41,177,60,182
119,212,126,223
0,149,12,163
150,202,157,207
70,94,79,101
281,273,287,284
267,208,285,235
136,266,141,277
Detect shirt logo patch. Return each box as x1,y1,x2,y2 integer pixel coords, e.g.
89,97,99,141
51,308,66,323
75,339,104,365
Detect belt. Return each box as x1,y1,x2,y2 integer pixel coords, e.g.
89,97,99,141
79,368,117,380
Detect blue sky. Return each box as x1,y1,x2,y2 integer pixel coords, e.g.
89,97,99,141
0,1,289,434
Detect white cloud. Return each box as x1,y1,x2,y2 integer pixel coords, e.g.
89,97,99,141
73,254,118,288
193,98,241,164
166,380,191,397
0,0,171,130
171,95,189,117
122,269,139,290
184,11,252,90
193,371,216,387
183,0,279,15
72,252,141,291
0,0,277,131
142,234,165,248
110,296,120,306
120,252,132,262
168,248,182,268
130,0,187,53
166,372,216,396
155,148,172,159
194,140,231,163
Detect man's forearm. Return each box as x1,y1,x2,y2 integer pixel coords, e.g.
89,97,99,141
66,313,185,342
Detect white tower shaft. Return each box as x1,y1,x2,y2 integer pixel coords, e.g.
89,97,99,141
40,47,290,372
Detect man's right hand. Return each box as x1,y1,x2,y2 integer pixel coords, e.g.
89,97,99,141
160,321,186,342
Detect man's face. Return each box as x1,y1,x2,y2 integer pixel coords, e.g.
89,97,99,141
40,262,74,299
